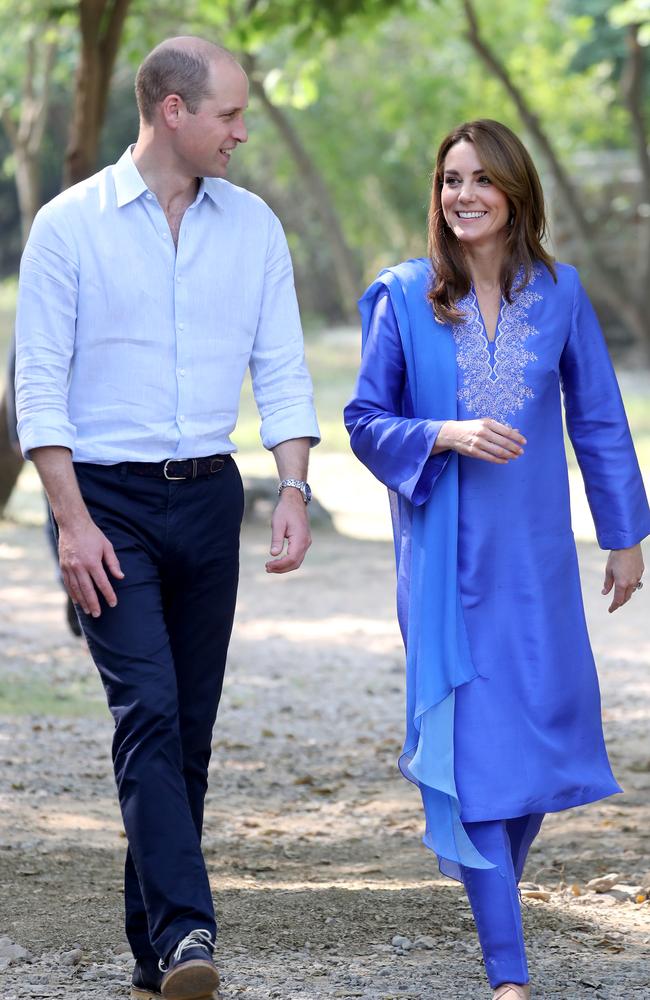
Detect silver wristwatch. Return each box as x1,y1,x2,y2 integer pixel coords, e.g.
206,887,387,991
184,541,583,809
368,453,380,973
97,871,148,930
278,478,312,504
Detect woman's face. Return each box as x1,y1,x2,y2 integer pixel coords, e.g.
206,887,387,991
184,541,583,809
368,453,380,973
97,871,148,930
441,140,510,249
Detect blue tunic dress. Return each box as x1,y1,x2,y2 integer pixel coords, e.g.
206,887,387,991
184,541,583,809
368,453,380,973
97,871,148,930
344,259,650,870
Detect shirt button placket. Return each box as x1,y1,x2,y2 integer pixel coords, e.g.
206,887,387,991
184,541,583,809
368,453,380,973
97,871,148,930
176,317,186,432
175,264,187,434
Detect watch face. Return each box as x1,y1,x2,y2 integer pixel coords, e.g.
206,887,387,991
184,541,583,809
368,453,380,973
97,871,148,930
304,483,312,502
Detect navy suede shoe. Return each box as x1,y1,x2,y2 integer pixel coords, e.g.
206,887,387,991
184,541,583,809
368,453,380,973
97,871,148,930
131,957,163,999
160,929,219,1000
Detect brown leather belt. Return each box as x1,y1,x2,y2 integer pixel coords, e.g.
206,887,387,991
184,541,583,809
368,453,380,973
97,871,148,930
127,453,229,481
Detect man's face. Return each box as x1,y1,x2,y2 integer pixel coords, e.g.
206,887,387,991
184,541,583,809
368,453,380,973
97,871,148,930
175,60,249,178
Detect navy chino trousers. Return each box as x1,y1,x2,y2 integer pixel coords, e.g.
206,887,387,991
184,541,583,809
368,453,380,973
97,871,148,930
68,457,244,962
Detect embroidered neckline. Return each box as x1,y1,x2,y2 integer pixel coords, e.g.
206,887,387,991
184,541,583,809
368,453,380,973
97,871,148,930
451,269,542,423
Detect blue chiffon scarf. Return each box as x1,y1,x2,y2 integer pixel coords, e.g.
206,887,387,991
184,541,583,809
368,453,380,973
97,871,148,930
359,258,494,876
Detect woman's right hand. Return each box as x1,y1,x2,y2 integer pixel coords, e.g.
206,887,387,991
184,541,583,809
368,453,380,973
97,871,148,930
433,419,526,464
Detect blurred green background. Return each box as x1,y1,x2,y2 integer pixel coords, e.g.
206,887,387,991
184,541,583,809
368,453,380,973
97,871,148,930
1,0,649,530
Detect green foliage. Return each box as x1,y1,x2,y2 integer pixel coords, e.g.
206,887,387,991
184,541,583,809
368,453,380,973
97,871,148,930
263,61,320,109
1,0,648,311
567,0,650,104
610,1,650,43
0,6,77,109
224,0,641,289
192,0,412,50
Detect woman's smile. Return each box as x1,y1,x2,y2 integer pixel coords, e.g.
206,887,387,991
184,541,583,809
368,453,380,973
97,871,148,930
441,139,510,246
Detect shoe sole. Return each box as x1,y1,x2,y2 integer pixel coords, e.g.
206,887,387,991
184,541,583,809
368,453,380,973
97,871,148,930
132,989,219,1000
161,959,220,1000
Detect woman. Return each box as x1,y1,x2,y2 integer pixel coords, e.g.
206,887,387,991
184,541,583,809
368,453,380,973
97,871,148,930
344,119,650,999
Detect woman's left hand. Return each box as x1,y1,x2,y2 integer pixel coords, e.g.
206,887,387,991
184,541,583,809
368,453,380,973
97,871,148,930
602,544,644,613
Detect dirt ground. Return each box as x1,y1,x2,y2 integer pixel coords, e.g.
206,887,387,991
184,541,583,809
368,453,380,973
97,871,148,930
0,510,649,1000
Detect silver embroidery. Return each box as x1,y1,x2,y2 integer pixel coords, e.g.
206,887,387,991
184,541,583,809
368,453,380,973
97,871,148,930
452,271,541,423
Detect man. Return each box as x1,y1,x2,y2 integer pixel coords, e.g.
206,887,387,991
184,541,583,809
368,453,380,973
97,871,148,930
15,37,319,1000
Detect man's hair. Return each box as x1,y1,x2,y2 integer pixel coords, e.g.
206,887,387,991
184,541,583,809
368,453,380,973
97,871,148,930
135,47,215,123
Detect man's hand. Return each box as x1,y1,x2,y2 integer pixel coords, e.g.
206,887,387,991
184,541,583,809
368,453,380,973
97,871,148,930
30,447,125,618
58,517,124,617
602,544,644,613
266,488,311,574
434,419,526,463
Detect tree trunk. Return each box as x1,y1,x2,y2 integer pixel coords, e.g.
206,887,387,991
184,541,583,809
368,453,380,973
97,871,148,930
0,33,58,514
63,0,132,188
620,23,650,354
2,1,132,515
245,60,362,321
621,25,650,206
0,34,57,244
0,393,23,515
13,155,41,247
462,0,650,358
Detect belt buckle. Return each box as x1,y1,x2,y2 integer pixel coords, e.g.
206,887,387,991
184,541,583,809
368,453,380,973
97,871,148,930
209,457,225,473
163,459,186,481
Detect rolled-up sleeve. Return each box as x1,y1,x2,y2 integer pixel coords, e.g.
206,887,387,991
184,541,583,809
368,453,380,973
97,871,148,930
249,213,320,450
15,207,78,459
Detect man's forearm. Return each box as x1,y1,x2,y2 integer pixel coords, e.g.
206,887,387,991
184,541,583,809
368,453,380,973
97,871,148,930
31,446,91,530
271,437,311,482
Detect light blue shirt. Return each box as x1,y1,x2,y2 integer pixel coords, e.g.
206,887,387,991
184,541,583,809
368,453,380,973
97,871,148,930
15,147,320,463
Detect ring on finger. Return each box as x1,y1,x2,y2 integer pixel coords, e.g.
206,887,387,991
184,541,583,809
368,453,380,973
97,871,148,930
634,580,643,591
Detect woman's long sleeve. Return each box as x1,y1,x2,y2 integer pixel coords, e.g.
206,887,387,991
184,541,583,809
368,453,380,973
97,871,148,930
344,290,450,506
560,272,650,549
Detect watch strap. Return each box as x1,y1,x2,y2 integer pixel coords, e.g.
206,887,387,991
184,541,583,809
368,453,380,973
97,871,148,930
278,478,311,504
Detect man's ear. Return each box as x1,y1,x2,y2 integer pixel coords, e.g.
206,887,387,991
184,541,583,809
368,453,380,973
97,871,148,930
160,94,183,130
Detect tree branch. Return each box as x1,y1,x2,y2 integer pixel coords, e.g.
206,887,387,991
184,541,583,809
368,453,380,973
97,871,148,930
246,54,361,317
621,23,650,205
97,0,133,121
79,0,105,42
461,0,648,345
0,104,18,148
24,35,36,104
28,39,58,158
65,0,132,186
619,22,650,324
462,0,597,245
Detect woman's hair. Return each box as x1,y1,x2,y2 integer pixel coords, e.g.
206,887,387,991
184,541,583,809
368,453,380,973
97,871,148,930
427,119,556,324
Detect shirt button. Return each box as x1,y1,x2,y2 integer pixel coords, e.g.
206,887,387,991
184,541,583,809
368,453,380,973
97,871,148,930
176,276,182,283
179,369,186,377
146,193,153,200
180,415,186,422
178,323,185,331
162,232,169,239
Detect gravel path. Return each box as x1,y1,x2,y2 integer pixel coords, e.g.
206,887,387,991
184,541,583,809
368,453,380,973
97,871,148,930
1,514,649,1000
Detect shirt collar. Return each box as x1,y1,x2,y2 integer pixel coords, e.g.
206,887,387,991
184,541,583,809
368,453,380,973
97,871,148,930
113,145,224,211
113,146,148,207
200,176,223,209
